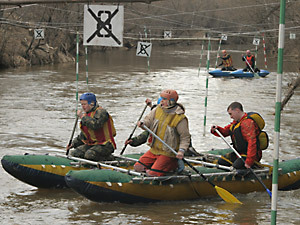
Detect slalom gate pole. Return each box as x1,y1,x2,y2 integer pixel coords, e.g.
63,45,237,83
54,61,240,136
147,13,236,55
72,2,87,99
262,33,268,69
214,37,222,68
197,41,205,77
76,32,79,111
67,32,80,155
85,46,89,91
255,45,258,67
144,26,150,73
271,1,286,224
203,38,211,136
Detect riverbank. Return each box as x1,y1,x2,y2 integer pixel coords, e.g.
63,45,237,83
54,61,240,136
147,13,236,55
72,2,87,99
1,1,300,70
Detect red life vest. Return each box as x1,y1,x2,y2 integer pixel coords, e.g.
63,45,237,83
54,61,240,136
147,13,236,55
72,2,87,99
80,107,116,149
245,55,255,67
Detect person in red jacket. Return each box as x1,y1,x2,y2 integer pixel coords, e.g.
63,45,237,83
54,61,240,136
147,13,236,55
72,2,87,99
210,102,262,169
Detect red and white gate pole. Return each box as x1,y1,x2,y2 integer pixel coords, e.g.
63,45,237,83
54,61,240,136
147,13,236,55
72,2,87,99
262,33,268,69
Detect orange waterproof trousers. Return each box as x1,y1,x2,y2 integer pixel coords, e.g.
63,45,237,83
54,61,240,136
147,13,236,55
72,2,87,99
134,150,178,176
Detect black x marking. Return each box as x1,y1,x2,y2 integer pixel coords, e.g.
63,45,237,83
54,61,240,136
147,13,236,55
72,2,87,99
137,43,151,57
35,29,43,38
87,8,121,45
165,32,171,38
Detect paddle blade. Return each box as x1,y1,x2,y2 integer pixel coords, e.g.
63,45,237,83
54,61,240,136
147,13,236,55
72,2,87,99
267,189,272,198
254,72,260,78
215,185,242,204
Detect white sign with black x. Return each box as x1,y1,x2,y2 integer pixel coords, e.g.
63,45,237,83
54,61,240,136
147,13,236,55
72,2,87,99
136,41,152,57
164,31,172,39
34,29,44,39
221,34,227,41
83,5,124,47
253,38,260,46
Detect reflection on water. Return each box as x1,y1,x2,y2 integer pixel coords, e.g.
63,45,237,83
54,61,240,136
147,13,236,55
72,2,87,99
0,46,299,224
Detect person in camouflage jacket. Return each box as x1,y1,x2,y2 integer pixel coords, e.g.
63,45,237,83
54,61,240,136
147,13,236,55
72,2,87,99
66,93,116,161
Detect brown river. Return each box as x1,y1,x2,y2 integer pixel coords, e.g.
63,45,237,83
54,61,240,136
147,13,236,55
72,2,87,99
0,45,299,224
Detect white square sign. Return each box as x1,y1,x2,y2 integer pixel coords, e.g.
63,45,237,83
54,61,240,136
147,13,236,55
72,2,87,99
164,31,172,39
253,38,260,46
290,33,296,39
34,29,44,39
83,5,123,47
221,34,227,41
136,42,152,57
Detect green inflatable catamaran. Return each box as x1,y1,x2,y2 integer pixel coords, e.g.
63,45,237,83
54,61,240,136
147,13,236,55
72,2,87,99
2,149,300,203
63,155,300,203
1,153,140,188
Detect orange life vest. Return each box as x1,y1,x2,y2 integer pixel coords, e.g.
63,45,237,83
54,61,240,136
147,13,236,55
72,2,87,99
80,107,116,148
245,55,255,67
223,54,233,67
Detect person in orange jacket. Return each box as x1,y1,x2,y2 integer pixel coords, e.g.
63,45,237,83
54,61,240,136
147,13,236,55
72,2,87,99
211,102,262,169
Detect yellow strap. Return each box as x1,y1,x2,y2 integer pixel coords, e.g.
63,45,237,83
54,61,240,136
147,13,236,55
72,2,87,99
221,154,233,165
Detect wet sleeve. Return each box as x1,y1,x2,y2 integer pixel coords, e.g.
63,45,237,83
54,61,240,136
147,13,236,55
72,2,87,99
241,119,259,166
176,118,191,151
130,131,149,146
81,108,109,130
211,124,232,137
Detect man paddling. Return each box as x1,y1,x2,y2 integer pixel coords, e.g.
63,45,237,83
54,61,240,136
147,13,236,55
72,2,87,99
210,102,262,170
218,50,235,71
125,98,197,158
242,50,260,73
133,89,191,176
66,92,116,161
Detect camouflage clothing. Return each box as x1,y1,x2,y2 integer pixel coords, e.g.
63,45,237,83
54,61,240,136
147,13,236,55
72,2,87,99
129,131,149,147
71,142,115,161
70,103,116,161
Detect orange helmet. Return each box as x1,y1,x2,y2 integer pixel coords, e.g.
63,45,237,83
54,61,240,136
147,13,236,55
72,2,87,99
222,50,227,54
160,89,179,102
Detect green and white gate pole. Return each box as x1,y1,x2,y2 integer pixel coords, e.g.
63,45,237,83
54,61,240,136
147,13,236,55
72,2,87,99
76,32,79,111
255,44,258,67
85,46,89,91
144,26,150,73
197,41,205,77
271,0,285,224
203,38,211,136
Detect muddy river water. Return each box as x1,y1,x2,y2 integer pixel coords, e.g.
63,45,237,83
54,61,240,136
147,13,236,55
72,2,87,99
0,45,299,224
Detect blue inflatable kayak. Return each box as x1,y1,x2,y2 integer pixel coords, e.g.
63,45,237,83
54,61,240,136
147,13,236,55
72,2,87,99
209,69,270,78
230,69,270,78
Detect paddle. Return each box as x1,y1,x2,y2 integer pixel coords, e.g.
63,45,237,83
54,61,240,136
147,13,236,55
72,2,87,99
57,154,143,176
215,129,272,198
142,124,242,204
66,116,78,156
57,154,235,181
120,103,149,155
243,56,259,78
